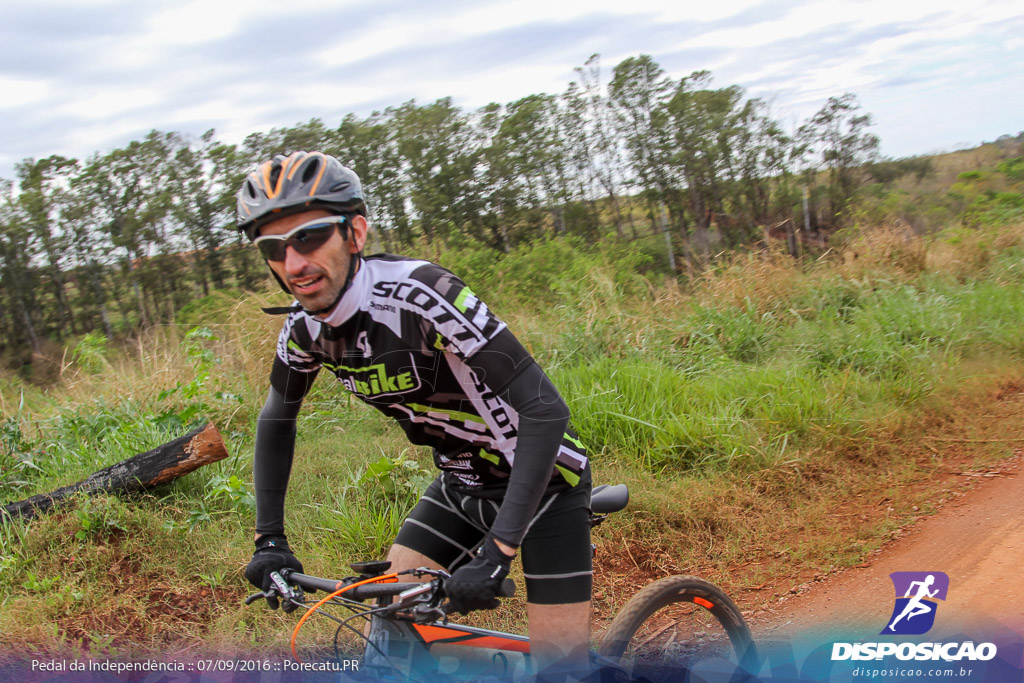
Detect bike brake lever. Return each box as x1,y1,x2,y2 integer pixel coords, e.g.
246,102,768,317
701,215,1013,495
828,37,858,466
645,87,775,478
244,573,300,609
245,591,271,606
268,571,306,613
269,571,294,599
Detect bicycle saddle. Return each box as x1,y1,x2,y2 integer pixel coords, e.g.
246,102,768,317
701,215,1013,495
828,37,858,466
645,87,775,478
591,484,629,514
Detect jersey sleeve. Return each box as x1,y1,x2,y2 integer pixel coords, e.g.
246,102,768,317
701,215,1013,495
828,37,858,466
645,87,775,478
410,265,509,362
275,310,321,373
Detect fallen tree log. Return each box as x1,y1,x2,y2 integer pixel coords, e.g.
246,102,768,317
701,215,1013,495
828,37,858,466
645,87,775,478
2,422,227,521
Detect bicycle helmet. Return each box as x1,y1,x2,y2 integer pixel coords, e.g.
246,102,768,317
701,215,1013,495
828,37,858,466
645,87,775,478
236,151,365,241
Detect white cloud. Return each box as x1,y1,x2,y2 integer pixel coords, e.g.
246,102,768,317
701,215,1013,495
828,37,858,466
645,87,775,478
0,77,49,109
63,88,164,121
147,2,244,45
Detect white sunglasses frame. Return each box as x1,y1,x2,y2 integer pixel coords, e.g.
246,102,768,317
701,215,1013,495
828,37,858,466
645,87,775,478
253,215,349,261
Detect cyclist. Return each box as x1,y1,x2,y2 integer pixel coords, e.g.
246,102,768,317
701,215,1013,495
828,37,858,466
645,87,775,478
238,151,593,674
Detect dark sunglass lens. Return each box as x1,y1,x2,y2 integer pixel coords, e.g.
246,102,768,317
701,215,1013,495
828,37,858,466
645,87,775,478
290,224,335,254
258,241,287,262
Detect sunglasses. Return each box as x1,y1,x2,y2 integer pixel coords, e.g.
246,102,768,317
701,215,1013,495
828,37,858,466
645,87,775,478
253,215,348,262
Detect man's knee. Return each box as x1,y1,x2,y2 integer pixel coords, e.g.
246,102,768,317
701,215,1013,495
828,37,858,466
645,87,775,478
385,543,444,575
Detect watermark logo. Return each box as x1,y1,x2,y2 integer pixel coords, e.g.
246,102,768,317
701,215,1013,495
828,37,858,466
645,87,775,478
881,571,949,635
832,571,997,664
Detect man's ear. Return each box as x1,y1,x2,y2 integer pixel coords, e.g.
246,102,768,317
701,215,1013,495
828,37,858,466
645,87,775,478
350,214,369,253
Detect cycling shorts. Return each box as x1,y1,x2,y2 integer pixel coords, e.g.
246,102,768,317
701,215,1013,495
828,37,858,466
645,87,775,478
394,475,593,605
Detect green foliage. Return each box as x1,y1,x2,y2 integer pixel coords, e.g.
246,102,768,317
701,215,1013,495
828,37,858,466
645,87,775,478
866,156,933,184
73,495,128,541
165,472,257,532
205,473,255,511
687,301,780,364
22,572,59,593
155,326,243,431
997,156,1024,182
0,398,48,496
359,453,435,499
963,192,1024,227
174,291,246,327
302,453,434,560
437,235,654,316
70,332,111,374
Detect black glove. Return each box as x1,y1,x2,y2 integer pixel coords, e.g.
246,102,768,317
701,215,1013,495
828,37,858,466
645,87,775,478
445,537,514,614
245,534,303,610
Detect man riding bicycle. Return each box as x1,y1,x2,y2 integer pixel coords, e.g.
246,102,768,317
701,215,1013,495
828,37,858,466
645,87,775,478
238,151,593,673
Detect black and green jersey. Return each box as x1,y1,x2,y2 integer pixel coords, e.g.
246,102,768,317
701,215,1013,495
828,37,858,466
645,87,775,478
270,254,589,493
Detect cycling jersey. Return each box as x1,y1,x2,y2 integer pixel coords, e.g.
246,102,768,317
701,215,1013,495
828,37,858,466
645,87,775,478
254,254,590,547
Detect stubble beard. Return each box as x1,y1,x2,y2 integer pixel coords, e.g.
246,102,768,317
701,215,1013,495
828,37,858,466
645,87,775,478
288,252,350,314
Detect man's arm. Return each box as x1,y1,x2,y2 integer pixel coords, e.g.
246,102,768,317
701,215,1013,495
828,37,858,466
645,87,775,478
253,358,319,538
245,358,319,600
486,358,571,551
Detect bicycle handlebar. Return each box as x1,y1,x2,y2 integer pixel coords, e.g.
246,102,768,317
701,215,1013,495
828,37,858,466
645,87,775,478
283,570,516,600
244,568,516,611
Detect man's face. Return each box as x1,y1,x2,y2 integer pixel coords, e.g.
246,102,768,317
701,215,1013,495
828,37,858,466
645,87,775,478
257,209,368,312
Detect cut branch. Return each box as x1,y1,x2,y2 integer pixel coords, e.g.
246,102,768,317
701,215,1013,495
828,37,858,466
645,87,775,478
2,422,227,521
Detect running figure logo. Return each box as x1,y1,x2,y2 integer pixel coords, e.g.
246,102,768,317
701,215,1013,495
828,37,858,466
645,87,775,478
881,571,949,635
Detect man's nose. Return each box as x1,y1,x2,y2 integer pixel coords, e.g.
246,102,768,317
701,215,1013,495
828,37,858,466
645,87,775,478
283,244,310,275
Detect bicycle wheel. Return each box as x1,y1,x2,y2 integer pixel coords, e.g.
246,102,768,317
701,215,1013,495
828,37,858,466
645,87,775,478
598,575,757,674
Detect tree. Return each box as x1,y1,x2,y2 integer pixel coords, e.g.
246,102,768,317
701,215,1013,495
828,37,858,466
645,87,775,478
15,155,80,340
335,112,412,250
609,54,676,236
391,98,479,248
476,94,569,248
798,93,880,225
575,55,628,237
167,130,250,296
74,131,175,327
665,72,747,263
60,177,115,339
0,179,42,355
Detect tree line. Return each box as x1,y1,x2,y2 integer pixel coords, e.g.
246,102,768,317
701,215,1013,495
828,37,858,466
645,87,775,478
0,53,905,365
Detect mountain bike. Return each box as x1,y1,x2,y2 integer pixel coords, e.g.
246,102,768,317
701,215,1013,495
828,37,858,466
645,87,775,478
246,484,758,680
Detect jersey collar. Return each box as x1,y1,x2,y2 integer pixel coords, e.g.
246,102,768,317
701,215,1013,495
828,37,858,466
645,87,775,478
311,257,369,326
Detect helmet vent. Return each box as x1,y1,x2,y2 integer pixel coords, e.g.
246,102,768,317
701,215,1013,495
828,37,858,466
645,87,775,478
302,159,320,184
246,181,257,198
329,181,351,192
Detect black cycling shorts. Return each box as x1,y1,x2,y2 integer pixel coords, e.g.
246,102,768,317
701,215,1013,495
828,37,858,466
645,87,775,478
394,475,593,605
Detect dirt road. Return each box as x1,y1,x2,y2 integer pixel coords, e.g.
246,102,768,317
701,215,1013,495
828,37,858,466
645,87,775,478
759,452,1024,639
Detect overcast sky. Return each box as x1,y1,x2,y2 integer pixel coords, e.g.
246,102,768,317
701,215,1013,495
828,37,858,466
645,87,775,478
2,0,1022,181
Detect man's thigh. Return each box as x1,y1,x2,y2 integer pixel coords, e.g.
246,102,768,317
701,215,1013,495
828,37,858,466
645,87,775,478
392,477,488,571
520,483,593,605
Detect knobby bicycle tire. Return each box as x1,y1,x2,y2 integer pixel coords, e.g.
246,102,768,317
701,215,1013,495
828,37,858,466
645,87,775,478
598,575,758,673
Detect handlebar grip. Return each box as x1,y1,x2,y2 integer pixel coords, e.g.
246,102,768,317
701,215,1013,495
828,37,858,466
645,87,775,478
498,578,516,597
285,572,345,593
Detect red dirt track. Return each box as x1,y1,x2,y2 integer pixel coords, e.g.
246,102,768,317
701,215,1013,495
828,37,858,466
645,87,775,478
760,453,1024,637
